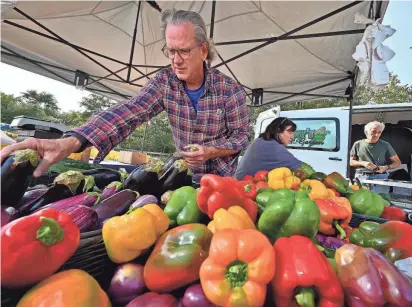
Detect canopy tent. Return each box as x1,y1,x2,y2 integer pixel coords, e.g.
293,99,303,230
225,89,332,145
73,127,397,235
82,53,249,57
1,1,388,107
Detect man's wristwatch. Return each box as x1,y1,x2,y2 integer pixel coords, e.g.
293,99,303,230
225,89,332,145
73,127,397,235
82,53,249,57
61,132,90,153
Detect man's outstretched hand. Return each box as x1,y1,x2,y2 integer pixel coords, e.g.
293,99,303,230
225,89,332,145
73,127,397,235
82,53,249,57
0,137,82,177
180,144,211,168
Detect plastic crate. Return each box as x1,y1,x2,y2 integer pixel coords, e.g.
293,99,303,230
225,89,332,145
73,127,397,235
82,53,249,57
349,212,390,228
1,230,114,307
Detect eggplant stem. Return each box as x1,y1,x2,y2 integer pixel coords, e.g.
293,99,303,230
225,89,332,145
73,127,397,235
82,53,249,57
333,221,346,239
295,287,316,307
36,217,64,246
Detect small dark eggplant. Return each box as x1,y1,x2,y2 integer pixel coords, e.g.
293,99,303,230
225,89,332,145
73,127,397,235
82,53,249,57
101,181,124,200
82,168,121,189
1,149,41,207
16,188,48,209
159,159,190,194
124,159,164,197
17,170,95,217
93,189,138,225
128,194,158,211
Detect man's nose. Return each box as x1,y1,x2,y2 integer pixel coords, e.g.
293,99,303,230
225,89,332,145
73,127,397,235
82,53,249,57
173,53,183,64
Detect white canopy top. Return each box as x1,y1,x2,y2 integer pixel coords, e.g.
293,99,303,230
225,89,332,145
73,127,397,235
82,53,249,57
1,1,388,106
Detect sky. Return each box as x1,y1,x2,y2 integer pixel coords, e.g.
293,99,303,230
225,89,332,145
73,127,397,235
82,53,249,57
0,1,411,113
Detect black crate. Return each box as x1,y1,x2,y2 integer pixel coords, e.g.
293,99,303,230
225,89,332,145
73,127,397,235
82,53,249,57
349,212,389,228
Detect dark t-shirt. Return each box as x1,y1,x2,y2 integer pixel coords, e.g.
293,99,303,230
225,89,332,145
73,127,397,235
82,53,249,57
350,139,397,166
235,138,302,179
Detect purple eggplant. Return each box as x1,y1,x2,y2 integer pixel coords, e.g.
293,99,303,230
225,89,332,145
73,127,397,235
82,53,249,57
128,195,158,211
316,234,345,250
180,284,217,307
40,192,101,212
93,189,138,225
124,159,164,197
1,149,41,207
159,159,190,195
17,170,95,217
82,168,121,189
108,263,146,305
16,188,49,209
101,181,124,200
61,205,98,232
126,292,179,307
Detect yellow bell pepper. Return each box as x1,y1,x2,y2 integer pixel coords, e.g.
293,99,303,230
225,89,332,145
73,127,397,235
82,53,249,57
300,179,329,200
207,206,256,234
326,189,336,198
268,167,301,190
102,204,169,263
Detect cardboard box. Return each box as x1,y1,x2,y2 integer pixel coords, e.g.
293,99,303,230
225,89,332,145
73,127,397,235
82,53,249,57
118,151,147,165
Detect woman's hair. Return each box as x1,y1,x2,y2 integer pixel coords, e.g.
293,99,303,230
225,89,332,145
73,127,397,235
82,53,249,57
260,117,297,144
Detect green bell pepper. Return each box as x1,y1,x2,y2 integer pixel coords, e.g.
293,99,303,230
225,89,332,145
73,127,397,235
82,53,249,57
163,186,202,226
257,188,320,243
348,189,385,217
310,172,327,181
323,172,352,195
293,162,316,181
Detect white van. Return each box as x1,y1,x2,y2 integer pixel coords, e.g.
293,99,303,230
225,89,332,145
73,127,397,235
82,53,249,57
254,103,412,179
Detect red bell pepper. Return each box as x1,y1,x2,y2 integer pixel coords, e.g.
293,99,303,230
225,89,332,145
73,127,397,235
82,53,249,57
244,182,257,201
256,180,268,191
243,175,255,182
254,170,269,182
197,174,258,222
380,206,406,221
314,197,352,238
272,235,344,307
144,223,213,293
335,244,412,307
1,208,80,288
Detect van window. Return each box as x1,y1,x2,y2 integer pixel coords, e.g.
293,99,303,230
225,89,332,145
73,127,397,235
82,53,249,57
287,118,340,152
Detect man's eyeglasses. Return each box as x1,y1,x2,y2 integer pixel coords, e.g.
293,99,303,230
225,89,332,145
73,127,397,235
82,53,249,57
161,44,200,60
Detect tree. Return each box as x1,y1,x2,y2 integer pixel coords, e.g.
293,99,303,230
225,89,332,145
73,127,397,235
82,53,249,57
79,94,117,117
20,90,60,117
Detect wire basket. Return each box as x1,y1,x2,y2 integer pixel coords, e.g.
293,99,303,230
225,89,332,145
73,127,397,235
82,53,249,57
1,230,114,307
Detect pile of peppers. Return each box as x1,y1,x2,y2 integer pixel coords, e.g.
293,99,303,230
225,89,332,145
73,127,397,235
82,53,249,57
4,164,412,307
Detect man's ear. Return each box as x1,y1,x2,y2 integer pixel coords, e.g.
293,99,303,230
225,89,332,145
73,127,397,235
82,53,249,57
201,43,208,61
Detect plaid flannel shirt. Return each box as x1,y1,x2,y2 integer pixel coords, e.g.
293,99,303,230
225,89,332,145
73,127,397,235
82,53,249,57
73,65,250,182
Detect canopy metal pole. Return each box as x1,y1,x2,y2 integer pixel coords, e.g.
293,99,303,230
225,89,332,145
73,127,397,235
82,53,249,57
215,29,365,46
346,75,357,179
140,122,149,152
209,0,216,38
127,1,142,82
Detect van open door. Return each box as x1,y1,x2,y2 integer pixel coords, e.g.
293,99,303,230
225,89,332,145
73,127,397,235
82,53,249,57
255,107,350,176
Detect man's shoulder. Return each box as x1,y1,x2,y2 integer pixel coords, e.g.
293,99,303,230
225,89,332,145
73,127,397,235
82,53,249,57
208,68,242,91
352,139,364,147
378,139,392,148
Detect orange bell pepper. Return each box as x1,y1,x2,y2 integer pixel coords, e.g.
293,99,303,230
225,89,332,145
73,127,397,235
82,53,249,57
208,206,256,234
16,269,111,307
268,167,300,190
314,197,353,238
200,229,275,307
300,179,329,200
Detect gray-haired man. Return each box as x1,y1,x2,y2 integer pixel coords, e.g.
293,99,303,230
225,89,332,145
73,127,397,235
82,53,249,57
0,9,250,184
350,121,401,192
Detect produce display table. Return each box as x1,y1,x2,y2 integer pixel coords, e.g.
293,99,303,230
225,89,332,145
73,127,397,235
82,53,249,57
362,178,412,190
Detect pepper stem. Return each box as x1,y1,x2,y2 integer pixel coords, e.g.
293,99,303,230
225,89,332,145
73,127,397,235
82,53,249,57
295,287,316,307
225,260,248,288
245,184,252,192
333,221,346,239
36,217,64,246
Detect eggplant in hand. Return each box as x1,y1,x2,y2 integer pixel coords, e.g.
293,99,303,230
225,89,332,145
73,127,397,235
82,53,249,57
1,149,41,208
159,159,191,193
124,158,164,197
17,170,95,217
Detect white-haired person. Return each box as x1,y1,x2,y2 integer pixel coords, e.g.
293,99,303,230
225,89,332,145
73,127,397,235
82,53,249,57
350,121,401,193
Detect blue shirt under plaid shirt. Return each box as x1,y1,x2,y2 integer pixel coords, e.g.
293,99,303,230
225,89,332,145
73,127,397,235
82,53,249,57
72,65,250,182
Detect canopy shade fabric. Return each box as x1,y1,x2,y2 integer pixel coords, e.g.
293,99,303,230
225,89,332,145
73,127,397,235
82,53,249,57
1,1,388,106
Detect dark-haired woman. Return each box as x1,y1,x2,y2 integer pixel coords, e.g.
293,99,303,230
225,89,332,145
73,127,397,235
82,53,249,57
235,117,303,180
